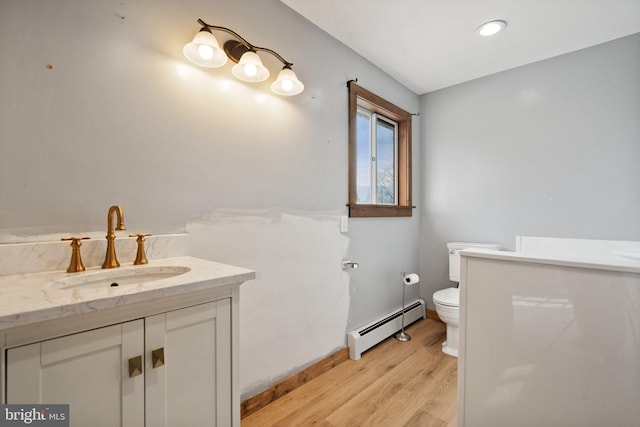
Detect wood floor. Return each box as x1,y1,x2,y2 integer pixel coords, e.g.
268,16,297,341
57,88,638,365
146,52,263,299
241,318,457,427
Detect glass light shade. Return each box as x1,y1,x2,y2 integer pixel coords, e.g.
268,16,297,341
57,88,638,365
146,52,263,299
231,51,270,82
477,20,507,36
271,67,304,96
183,30,228,68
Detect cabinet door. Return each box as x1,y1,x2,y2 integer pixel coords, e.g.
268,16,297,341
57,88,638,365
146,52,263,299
6,320,145,427
145,299,231,427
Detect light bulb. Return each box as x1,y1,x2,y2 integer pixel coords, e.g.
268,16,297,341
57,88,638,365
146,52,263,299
183,30,227,68
244,63,257,77
231,51,269,82
198,44,214,60
280,79,294,92
270,67,304,96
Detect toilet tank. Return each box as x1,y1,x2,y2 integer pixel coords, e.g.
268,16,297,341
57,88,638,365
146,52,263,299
447,242,501,282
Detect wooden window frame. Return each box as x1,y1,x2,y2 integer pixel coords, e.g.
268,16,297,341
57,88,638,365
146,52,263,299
348,82,413,217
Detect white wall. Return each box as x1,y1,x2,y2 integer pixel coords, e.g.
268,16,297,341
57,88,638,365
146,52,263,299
419,33,640,308
187,209,350,397
0,0,420,396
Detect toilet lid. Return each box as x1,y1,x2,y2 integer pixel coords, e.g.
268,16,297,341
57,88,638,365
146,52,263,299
433,287,459,307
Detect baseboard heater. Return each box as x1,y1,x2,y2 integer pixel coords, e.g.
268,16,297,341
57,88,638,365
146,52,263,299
347,299,426,360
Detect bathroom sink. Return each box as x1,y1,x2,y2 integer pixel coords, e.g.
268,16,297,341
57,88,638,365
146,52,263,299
53,265,191,290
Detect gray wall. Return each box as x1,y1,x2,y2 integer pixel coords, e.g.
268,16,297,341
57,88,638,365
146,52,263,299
0,0,419,395
419,33,640,307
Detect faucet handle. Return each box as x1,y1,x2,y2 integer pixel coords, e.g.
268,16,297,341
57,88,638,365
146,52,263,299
61,237,90,273
129,234,151,265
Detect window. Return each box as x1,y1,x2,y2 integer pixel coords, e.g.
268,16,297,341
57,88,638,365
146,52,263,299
348,82,413,217
356,106,398,205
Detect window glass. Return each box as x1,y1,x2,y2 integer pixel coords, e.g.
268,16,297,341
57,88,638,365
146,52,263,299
356,110,372,203
375,118,396,204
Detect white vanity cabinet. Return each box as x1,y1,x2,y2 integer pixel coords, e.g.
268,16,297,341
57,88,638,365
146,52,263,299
145,299,231,427
7,319,145,426
4,296,234,427
0,255,254,427
7,320,144,426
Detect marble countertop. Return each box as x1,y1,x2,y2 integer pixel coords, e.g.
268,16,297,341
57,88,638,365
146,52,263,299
0,256,255,331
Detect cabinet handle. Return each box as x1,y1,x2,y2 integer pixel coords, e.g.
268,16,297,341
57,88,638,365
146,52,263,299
152,348,165,368
129,355,143,378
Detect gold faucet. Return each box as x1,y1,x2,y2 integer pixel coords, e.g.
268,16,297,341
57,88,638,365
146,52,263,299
102,205,126,268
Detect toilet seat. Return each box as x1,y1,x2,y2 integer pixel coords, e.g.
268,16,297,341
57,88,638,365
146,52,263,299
433,287,459,307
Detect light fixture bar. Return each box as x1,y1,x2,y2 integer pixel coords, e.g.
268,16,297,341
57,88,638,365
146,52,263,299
197,19,293,67
185,19,304,95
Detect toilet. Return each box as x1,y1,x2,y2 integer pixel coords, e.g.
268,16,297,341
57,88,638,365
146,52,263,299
433,242,501,357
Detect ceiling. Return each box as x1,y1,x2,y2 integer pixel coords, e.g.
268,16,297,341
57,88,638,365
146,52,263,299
281,0,640,94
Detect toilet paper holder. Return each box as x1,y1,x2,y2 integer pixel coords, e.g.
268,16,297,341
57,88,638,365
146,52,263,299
342,260,359,269
396,271,420,342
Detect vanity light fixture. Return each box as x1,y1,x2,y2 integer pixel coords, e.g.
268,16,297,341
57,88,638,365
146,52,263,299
183,18,304,96
477,20,507,37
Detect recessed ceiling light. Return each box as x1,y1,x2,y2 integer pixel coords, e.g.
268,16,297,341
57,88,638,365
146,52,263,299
477,20,507,37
